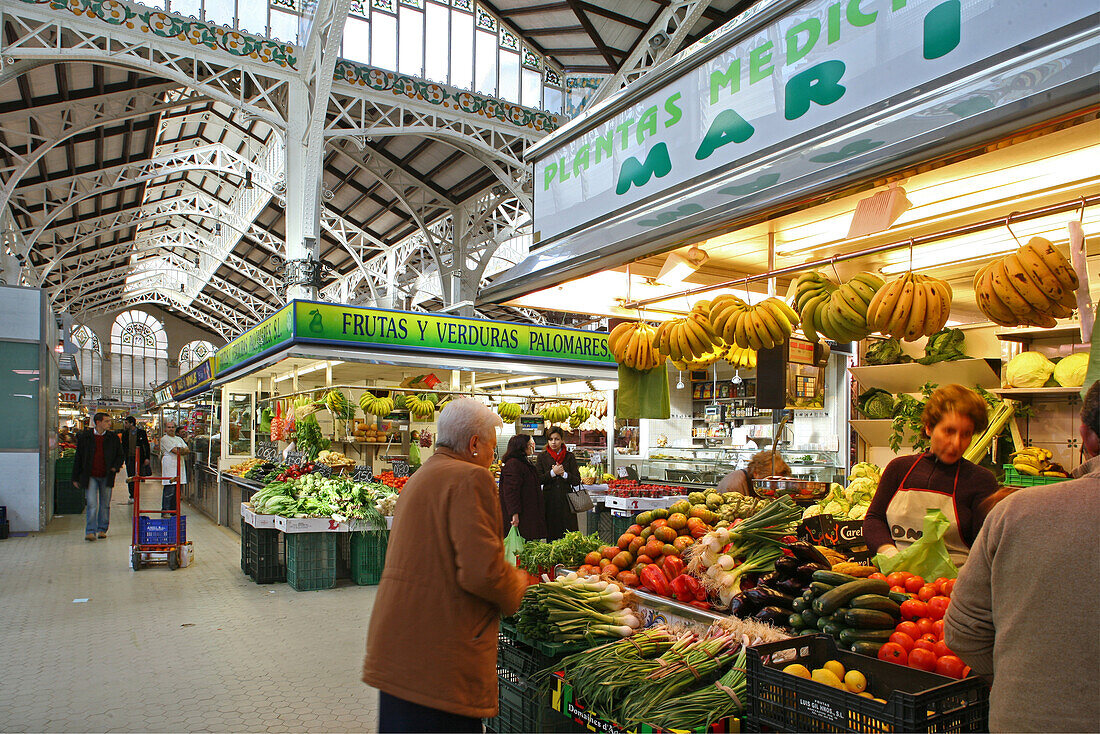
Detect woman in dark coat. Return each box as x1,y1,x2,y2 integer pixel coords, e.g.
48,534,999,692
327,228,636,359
536,426,581,541
498,434,547,540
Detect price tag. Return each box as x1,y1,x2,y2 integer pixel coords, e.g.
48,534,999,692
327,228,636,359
313,464,332,478
391,461,410,478
285,451,304,466
256,441,278,462
352,465,374,483
617,466,629,478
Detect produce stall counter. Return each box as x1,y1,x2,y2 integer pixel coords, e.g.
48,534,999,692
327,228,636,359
189,465,220,524
220,473,261,534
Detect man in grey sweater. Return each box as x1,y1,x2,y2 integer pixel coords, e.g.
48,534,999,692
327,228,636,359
945,380,1099,732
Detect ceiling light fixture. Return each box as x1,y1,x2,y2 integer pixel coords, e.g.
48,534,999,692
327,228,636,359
847,183,912,238
655,245,709,286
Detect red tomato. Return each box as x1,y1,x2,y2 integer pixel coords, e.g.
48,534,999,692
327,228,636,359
908,647,937,672
941,579,956,597
935,655,967,679
868,572,887,581
878,642,908,666
962,665,972,678
912,639,936,653
919,633,939,644
896,621,921,639
890,585,908,595
899,599,928,622
932,619,945,639
927,596,951,620
933,577,951,594
917,584,938,603
933,640,953,659
916,617,936,636
904,575,926,594
886,572,913,587
888,631,916,651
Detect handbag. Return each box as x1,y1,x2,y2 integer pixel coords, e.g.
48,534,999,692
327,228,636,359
566,487,595,514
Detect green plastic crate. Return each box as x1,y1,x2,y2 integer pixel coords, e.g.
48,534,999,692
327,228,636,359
1002,464,1070,487
349,529,387,585
286,532,337,591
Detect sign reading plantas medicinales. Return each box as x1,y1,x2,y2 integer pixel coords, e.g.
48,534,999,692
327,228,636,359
294,302,613,366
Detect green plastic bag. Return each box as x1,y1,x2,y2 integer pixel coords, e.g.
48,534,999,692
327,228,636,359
503,526,525,567
874,509,959,580
616,364,671,419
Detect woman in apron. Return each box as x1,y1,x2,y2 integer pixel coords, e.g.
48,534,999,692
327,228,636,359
863,384,999,567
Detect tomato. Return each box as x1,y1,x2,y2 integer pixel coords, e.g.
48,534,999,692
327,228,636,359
890,585,908,595
916,617,936,636
627,524,644,536
617,533,636,551
941,579,956,597
900,599,928,622
602,546,620,561
927,596,951,621
932,639,953,659
904,575,926,594
868,572,887,581
908,647,937,672
932,619,945,640
912,639,935,653
886,572,913,587
917,584,938,603
888,631,915,651
935,655,967,679
895,621,921,639
584,551,602,566
598,558,611,567
919,633,938,644
877,642,908,666
933,577,951,595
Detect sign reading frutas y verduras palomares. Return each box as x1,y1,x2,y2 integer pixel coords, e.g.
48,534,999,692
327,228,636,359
532,0,1095,243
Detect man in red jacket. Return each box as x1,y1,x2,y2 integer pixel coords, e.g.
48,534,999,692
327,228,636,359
72,412,124,541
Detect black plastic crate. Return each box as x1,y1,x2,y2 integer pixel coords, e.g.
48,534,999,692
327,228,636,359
54,484,85,515
746,635,989,733
247,526,285,584
487,668,539,734
498,628,557,682
285,532,337,591
349,529,387,585
240,521,253,575
596,511,615,545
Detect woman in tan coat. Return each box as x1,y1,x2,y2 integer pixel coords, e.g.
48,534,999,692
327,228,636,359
362,399,528,732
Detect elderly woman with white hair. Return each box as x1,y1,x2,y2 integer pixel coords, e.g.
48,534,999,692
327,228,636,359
362,398,528,733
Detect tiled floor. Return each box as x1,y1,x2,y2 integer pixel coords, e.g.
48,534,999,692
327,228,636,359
0,481,380,733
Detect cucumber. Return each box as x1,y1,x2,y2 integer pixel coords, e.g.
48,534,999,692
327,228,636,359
811,569,860,586
822,621,845,638
813,579,891,616
839,628,895,645
792,597,808,613
816,616,832,631
801,609,819,627
851,594,902,616
802,588,816,602
842,608,898,629
809,582,835,597
888,591,911,605
799,627,819,636
789,613,806,630
850,641,886,657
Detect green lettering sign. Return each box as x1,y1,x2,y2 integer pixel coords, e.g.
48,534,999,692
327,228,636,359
785,60,847,120
616,143,673,195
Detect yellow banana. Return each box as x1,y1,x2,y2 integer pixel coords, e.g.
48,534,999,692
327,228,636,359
845,278,878,306
755,302,786,345
989,260,1033,318
667,324,684,362
1013,462,1039,476
1017,243,1067,304
763,299,795,337
1028,236,1078,291
751,310,774,350
885,274,915,337
975,266,1018,325
867,278,901,333
831,289,867,330
851,272,885,292
801,292,829,343
654,320,672,358
690,312,721,349
674,322,695,362
1003,253,1051,311
608,321,633,357
680,317,706,360
836,282,869,316
903,279,927,341
769,298,801,328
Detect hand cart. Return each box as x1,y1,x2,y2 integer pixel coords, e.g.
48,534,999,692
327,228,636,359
130,447,185,571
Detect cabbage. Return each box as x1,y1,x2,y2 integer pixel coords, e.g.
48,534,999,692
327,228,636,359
1005,351,1056,388
1053,353,1089,388
858,388,896,419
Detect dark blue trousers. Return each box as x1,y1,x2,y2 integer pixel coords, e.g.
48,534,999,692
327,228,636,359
378,691,481,733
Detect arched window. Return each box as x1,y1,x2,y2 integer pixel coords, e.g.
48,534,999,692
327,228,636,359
179,340,216,375
110,310,168,401
71,324,103,399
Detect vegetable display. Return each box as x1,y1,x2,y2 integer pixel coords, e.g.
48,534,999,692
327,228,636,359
1006,446,1069,478
1005,351,1056,388
802,462,879,522
858,388,895,419
864,338,911,365
874,571,971,679
514,573,641,643
787,570,901,651
515,531,602,574
249,473,393,528
916,328,967,365
1052,352,1089,387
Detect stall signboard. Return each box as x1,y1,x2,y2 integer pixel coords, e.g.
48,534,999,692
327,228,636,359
293,301,614,366
214,304,294,376
170,358,214,400
153,387,174,406
59,389,81,404
484,0,1098,303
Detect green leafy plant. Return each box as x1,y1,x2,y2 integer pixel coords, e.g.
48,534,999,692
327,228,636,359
889,382,937,453
916,328,967,365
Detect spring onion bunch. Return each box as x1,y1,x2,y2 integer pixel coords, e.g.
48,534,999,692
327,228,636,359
515,573,641,643
645,646,748,731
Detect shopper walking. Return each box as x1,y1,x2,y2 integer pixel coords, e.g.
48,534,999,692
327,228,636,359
362,399,527,733
863,384,998,567
537,426,581,541
72,411,123,541
121,416,151,504
944,381,1099,732
159,421,189,513
716,450,791,495
499,433,547,540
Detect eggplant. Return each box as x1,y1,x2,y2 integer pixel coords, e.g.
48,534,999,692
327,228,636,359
754,606,792,627
743,586,796,610
776,577,807,597
728,593,761,619
796,562,831,584
756,571,782,589
774,556,801,577
787,541,832,567
739,573,759,592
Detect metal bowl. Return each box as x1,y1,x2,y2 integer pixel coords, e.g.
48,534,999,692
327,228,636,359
753,477,830,502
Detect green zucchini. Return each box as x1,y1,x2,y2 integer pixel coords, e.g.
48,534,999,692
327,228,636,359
851,594,902,616
799,627,819,636
809,581,836,597
812,579,891,616
850,641,885,657
811,569,860,586
888,591,911,605
789,613,806,630
822,622,845,638
801,609,819,627
792,597,808,613
816,615,832,631
842,608,898,629
838,628,895,645
802,588,816,602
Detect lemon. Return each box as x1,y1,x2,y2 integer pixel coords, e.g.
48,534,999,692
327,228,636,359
844,670,867,693
811,668,844,689
783,664,811,679
822,659,846,681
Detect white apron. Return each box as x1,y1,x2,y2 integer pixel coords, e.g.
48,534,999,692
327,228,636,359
160,435,187,486
885,454,969,567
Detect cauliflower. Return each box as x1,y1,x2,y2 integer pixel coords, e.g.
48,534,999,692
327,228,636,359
802,504,823,520
849,462,881,483
844,477,878,504
823,500,848,517
846,504,868,521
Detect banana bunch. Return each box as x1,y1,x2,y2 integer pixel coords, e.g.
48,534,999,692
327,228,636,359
572,405,591,423
1009,447,1068,477
497,402,522,422
974,237,1079,328
541,405,571,424
798,272,885,343
360,393,394,417
608,320,663,370
393,394,408,410
726,345,757,369
866,272,953,341
405,394,436,420
325,389,356,420
710,295,800,350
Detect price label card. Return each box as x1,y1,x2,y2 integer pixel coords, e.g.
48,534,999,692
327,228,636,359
352,465,374,483
256,441,278,462
617,467,628,478
391,461,410,478
285,451,304,466
313,464,332,478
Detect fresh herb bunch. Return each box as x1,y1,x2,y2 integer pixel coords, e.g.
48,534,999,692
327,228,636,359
516,531,602,574
294,416,329,460
889,382,937,453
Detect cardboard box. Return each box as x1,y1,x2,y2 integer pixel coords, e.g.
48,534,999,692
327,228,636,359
273,515,351,533
241,502,278,529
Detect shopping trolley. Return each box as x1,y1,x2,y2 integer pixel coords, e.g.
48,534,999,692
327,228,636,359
130,447,186,571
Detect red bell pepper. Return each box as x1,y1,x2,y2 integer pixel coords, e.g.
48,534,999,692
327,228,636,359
640,565,671,597
688,600,712,610
670,574,706,603
662,555,685,581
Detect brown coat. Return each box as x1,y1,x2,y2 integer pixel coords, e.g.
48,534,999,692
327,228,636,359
362,447,528,718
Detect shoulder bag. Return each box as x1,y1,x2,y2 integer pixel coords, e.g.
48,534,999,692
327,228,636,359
566,487,595,513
